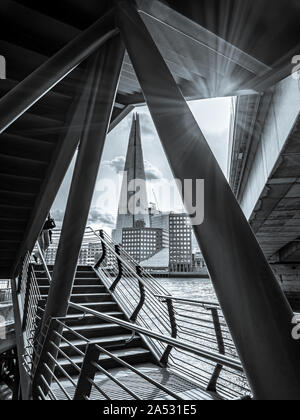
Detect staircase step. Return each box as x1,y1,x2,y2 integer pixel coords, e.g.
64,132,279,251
0,133,56,163
40,293,113,303
56,348,153,377
37,277,101,286
63,323,128,340
68,302,119,314
74,271,98,278
76,266,95,272
60,334,143,357
0,154,48,179
39,285,104,295
73,278,100,286
32,265,158,392
64,312,125,327
69,293,111,303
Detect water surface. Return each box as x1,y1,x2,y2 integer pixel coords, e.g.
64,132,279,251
157,277,217,302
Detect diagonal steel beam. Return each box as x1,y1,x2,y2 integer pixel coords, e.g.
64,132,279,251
115,0,300,400
42,36,125,326
0,9,118,135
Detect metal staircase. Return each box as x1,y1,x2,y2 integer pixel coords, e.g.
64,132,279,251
35,265,155,379
14,229,251,400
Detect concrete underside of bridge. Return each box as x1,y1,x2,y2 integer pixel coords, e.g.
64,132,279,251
230,74,300,310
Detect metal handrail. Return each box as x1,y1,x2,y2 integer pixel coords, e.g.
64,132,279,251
68,302,243,372
92,228,168,296
155,294,220,308
92,228,172,346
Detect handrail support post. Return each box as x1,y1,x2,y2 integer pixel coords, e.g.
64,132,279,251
73,344,101,400
160,298,177,366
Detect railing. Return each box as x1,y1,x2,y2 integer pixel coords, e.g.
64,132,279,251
0,280,14,335
20,227,251,400
0,280,12,304
30,302,246,401
93,229,173,362
155,296,250,399
46,228,173,361
93,229,251,399
18,245,51,374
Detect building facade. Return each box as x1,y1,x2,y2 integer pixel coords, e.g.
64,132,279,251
169,213,192,272
45,242,101,266
149,211,193,272
122,227,169,263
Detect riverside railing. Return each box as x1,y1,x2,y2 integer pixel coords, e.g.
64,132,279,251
92,229,251,399
155,296,250,399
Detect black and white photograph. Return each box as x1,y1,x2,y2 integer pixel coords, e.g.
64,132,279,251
0,0,300,404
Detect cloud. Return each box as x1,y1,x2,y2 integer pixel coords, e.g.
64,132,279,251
144,160,163,181
105,156,162,181
140,113,156,138
88,208,116,228
51,209,65,222
104,156,125,174
51,208,116,229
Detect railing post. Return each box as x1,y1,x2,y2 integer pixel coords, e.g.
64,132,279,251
32,319,60,399
17,272,22,295
22,264,33,331
32,300,47,352
110,245,124,292
36,242,52,284
160,298,177,366
130,267,146,322
73,344,101,400
206,308,225,393
17,253,29,295
95,230,107,269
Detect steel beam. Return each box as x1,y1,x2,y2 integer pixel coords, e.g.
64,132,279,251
42,37,125,326
108,104,135,133
0,9,118,135
115,0,300,400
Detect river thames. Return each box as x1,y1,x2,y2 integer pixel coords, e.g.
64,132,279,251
157,276,217,302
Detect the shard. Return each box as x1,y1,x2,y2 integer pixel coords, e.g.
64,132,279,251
112,113,150,243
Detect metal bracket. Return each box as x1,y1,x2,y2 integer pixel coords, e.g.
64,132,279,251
130,268,146,322
206,308,226,393
160,298,177,366
109,245,123,292
95,230,107,269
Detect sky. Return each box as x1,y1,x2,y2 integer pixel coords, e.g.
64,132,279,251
51,97,234,232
